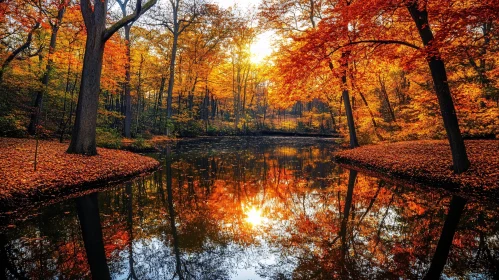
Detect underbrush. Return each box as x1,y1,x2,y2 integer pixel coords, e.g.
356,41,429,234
96,128,122,149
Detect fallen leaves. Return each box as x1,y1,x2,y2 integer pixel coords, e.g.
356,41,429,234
335,140,499,197
0,138,160,206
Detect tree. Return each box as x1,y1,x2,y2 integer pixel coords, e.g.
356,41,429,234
0,0,41,84
260,0,488,170
116,0,134,138
28,0,69,135
260,0,360,147
157,0,204,135
406,0,470,173
67,0,157,155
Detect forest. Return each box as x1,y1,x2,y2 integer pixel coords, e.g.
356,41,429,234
1,0,499,279
0,0,496,151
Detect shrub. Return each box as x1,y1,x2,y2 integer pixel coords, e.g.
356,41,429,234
174,119,203,137
138,131,154,140
207,125,218,136
130,137,153,150
96,128,122,149
296,121,312,133
0,115,26,137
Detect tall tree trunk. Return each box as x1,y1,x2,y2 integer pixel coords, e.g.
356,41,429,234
357,90,377,128
233,60,241,130
407,1,470,173
58,63,71,142
328,105,337,130
343,90,358,148
59,73,78,142
329,59,358,147
187,76,198,116
378,75,396,122
135,54,144,135
166,30,179,136
339,54,359,148
211,95,217,120
154,74,166,131
123,24,132,138
203,84,210,131
242,66,250,130
67,25,105,155
68,0,156,154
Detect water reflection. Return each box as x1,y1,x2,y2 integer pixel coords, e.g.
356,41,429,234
75,193,110,279
424,196,466,280
245,207,265,227
0,137,498,279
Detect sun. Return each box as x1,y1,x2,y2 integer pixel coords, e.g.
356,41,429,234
245,207,264,226
249,31,275,64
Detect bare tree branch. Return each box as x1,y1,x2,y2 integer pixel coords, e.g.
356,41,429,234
325,39,421,59
0,22,40,83
103,0,157,42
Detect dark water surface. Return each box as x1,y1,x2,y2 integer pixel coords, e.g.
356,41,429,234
1,137,498,279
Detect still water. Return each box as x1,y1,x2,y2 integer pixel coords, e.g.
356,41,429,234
0,137,498,279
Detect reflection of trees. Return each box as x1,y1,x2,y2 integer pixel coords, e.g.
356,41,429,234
165,147,183,279
1,138,499,279
125,183,138,280
75,193,110,279
424,196,466,279
0,233,28,279
470,210,499,279
340,170,358,278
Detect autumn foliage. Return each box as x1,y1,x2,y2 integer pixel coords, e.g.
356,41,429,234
1,138,497,279
0,138,159,205
260,0,499,144
335,140,499,199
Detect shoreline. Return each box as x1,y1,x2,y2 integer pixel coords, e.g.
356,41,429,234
334,140,499,201
0,138,160,212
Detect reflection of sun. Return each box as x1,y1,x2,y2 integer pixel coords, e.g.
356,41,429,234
245,207,264,226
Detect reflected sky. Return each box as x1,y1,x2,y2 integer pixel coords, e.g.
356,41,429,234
0,137,498,279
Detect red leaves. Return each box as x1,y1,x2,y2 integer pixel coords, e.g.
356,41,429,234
335,140,499,197
0,137,159,203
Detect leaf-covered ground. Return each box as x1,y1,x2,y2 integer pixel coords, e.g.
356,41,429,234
0,138,160,206
335,140,499,198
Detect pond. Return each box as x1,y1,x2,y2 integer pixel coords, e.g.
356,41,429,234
0,137,498,279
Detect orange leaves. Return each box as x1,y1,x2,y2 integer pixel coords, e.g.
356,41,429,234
0,137,159,205
335,140,499,200
102,36,127,91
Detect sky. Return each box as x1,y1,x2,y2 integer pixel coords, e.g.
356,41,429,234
212,0,276,64
250,31,275,64
212,0,260,9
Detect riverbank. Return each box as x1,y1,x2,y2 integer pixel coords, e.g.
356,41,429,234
121,133,342,152
0,138,160,209
335,140,499,199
